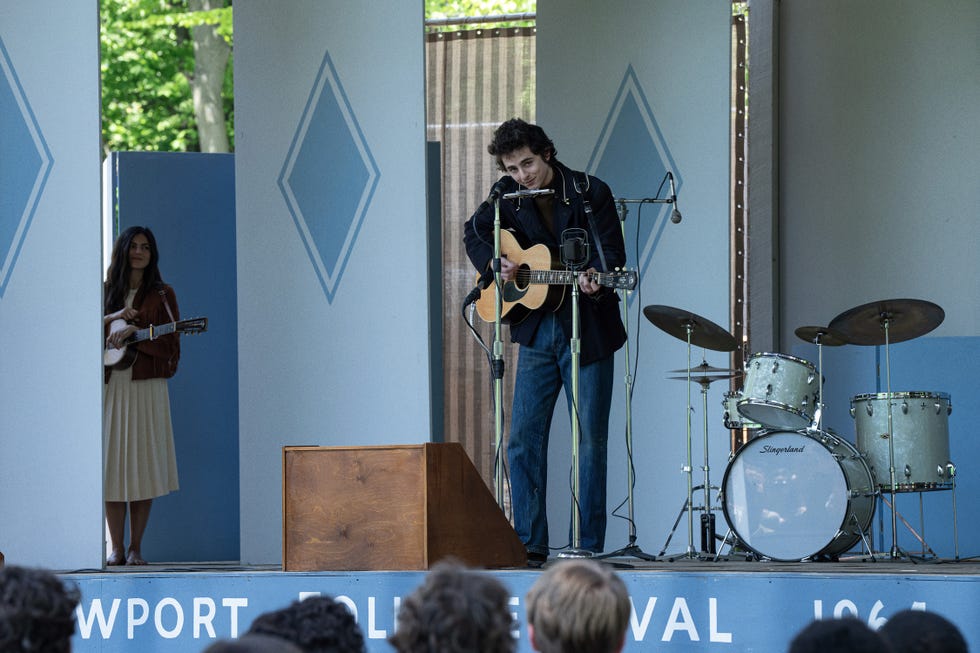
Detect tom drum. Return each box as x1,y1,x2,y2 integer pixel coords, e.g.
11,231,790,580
850,391,953,491
738,353,820,431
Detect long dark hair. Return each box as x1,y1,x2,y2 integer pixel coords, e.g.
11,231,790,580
104,226,164,313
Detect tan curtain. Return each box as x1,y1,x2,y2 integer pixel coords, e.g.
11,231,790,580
425,27,536,495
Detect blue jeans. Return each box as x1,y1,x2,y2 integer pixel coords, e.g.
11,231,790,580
508,312,614,555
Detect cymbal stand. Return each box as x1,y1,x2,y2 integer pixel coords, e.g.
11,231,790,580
811,332,827,431
696,371,718,554
658,321,698,559
597,199,657,561
881,314,902,559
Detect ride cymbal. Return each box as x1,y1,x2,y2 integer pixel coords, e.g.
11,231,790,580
794,325,849,347
829,298,944,345
643,305,737,352
667,373,737,385
668,361,740,375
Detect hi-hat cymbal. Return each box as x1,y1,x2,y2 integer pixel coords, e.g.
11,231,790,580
829,298,944,346
667,373,737,385
668,362,740,375
794,325,849,347
643,305,737,352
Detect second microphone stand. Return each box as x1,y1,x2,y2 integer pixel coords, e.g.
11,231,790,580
598,196,675,562
558,229,594,559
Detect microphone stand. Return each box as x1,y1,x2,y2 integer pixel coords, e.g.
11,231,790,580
557,232,591,559
491,196,506,507
597,194,675,562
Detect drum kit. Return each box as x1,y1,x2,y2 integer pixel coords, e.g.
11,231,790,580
643,298,957,562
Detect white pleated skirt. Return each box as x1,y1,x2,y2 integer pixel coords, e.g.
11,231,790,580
103,365,179,502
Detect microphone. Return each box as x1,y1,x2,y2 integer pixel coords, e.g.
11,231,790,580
462,266,495,308
487,180,507,202
503,188,555,200
668,172,682,224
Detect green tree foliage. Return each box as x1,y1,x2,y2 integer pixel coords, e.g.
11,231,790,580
100,1,529,153
101,0,233,154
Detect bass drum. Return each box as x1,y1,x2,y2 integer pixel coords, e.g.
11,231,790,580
722,429,876,561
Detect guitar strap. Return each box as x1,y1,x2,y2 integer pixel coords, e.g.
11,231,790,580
159,289,176,323
159,289,180,374
573,172,609,272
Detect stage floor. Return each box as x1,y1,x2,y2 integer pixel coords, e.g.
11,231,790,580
73,551,980,575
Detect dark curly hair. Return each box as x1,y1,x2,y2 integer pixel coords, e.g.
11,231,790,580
246,596,365,653
487,118,557,171
0,566,81,653
389,561,516,653
879,609,968,653
788,617,890,653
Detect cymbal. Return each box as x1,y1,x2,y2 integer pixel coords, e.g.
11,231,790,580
794,325,849,347
668,361,740,375
643,305,737,352
667,373,737,385
829,298,944,346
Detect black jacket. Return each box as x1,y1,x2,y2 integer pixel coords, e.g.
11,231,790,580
463,160,627,365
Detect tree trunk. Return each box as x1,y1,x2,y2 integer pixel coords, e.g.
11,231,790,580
189,0,231,152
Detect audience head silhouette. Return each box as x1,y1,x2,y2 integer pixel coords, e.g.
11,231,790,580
879,609,968,653
0,565,80,653
788,616,890,653
246,595,365,653
526,558,631,653
389,560,516,653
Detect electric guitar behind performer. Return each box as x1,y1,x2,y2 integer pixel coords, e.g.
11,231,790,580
462,118,628,566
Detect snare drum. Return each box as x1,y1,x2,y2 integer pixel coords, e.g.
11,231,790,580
738,353,820,430
723,391,761,430
850,391,953,491
721,429,875,561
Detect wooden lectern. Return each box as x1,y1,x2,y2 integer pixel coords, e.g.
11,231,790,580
282,443,527,571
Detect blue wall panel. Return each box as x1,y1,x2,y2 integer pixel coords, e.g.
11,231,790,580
791,336,978,559
112,151,239,561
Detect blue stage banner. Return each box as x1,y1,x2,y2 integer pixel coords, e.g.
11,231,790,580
65,570,979,652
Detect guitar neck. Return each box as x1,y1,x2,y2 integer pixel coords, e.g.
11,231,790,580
522,269,616,286
130,322,177,344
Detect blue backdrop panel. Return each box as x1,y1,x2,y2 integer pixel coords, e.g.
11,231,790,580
111,151,239,561
791,336,978,559
65,569,980,652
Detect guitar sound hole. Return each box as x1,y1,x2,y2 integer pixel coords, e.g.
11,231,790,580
514,264,531,291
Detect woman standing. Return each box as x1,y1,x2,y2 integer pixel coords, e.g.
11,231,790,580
103,226,180,566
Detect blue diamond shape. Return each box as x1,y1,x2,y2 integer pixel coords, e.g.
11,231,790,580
0,36,52,298
279,49,380,303
587,65,680,301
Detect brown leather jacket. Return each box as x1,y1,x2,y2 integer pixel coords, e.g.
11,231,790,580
104,284,181,383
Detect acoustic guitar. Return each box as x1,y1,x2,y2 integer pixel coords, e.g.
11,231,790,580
475,231,637,324
104,317,208,369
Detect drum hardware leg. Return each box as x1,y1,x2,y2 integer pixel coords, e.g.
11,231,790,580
658,494,691,559
596,202,658,563
851,512,877,562
951,470,959,560
877,492,938,560
712,528,752,561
